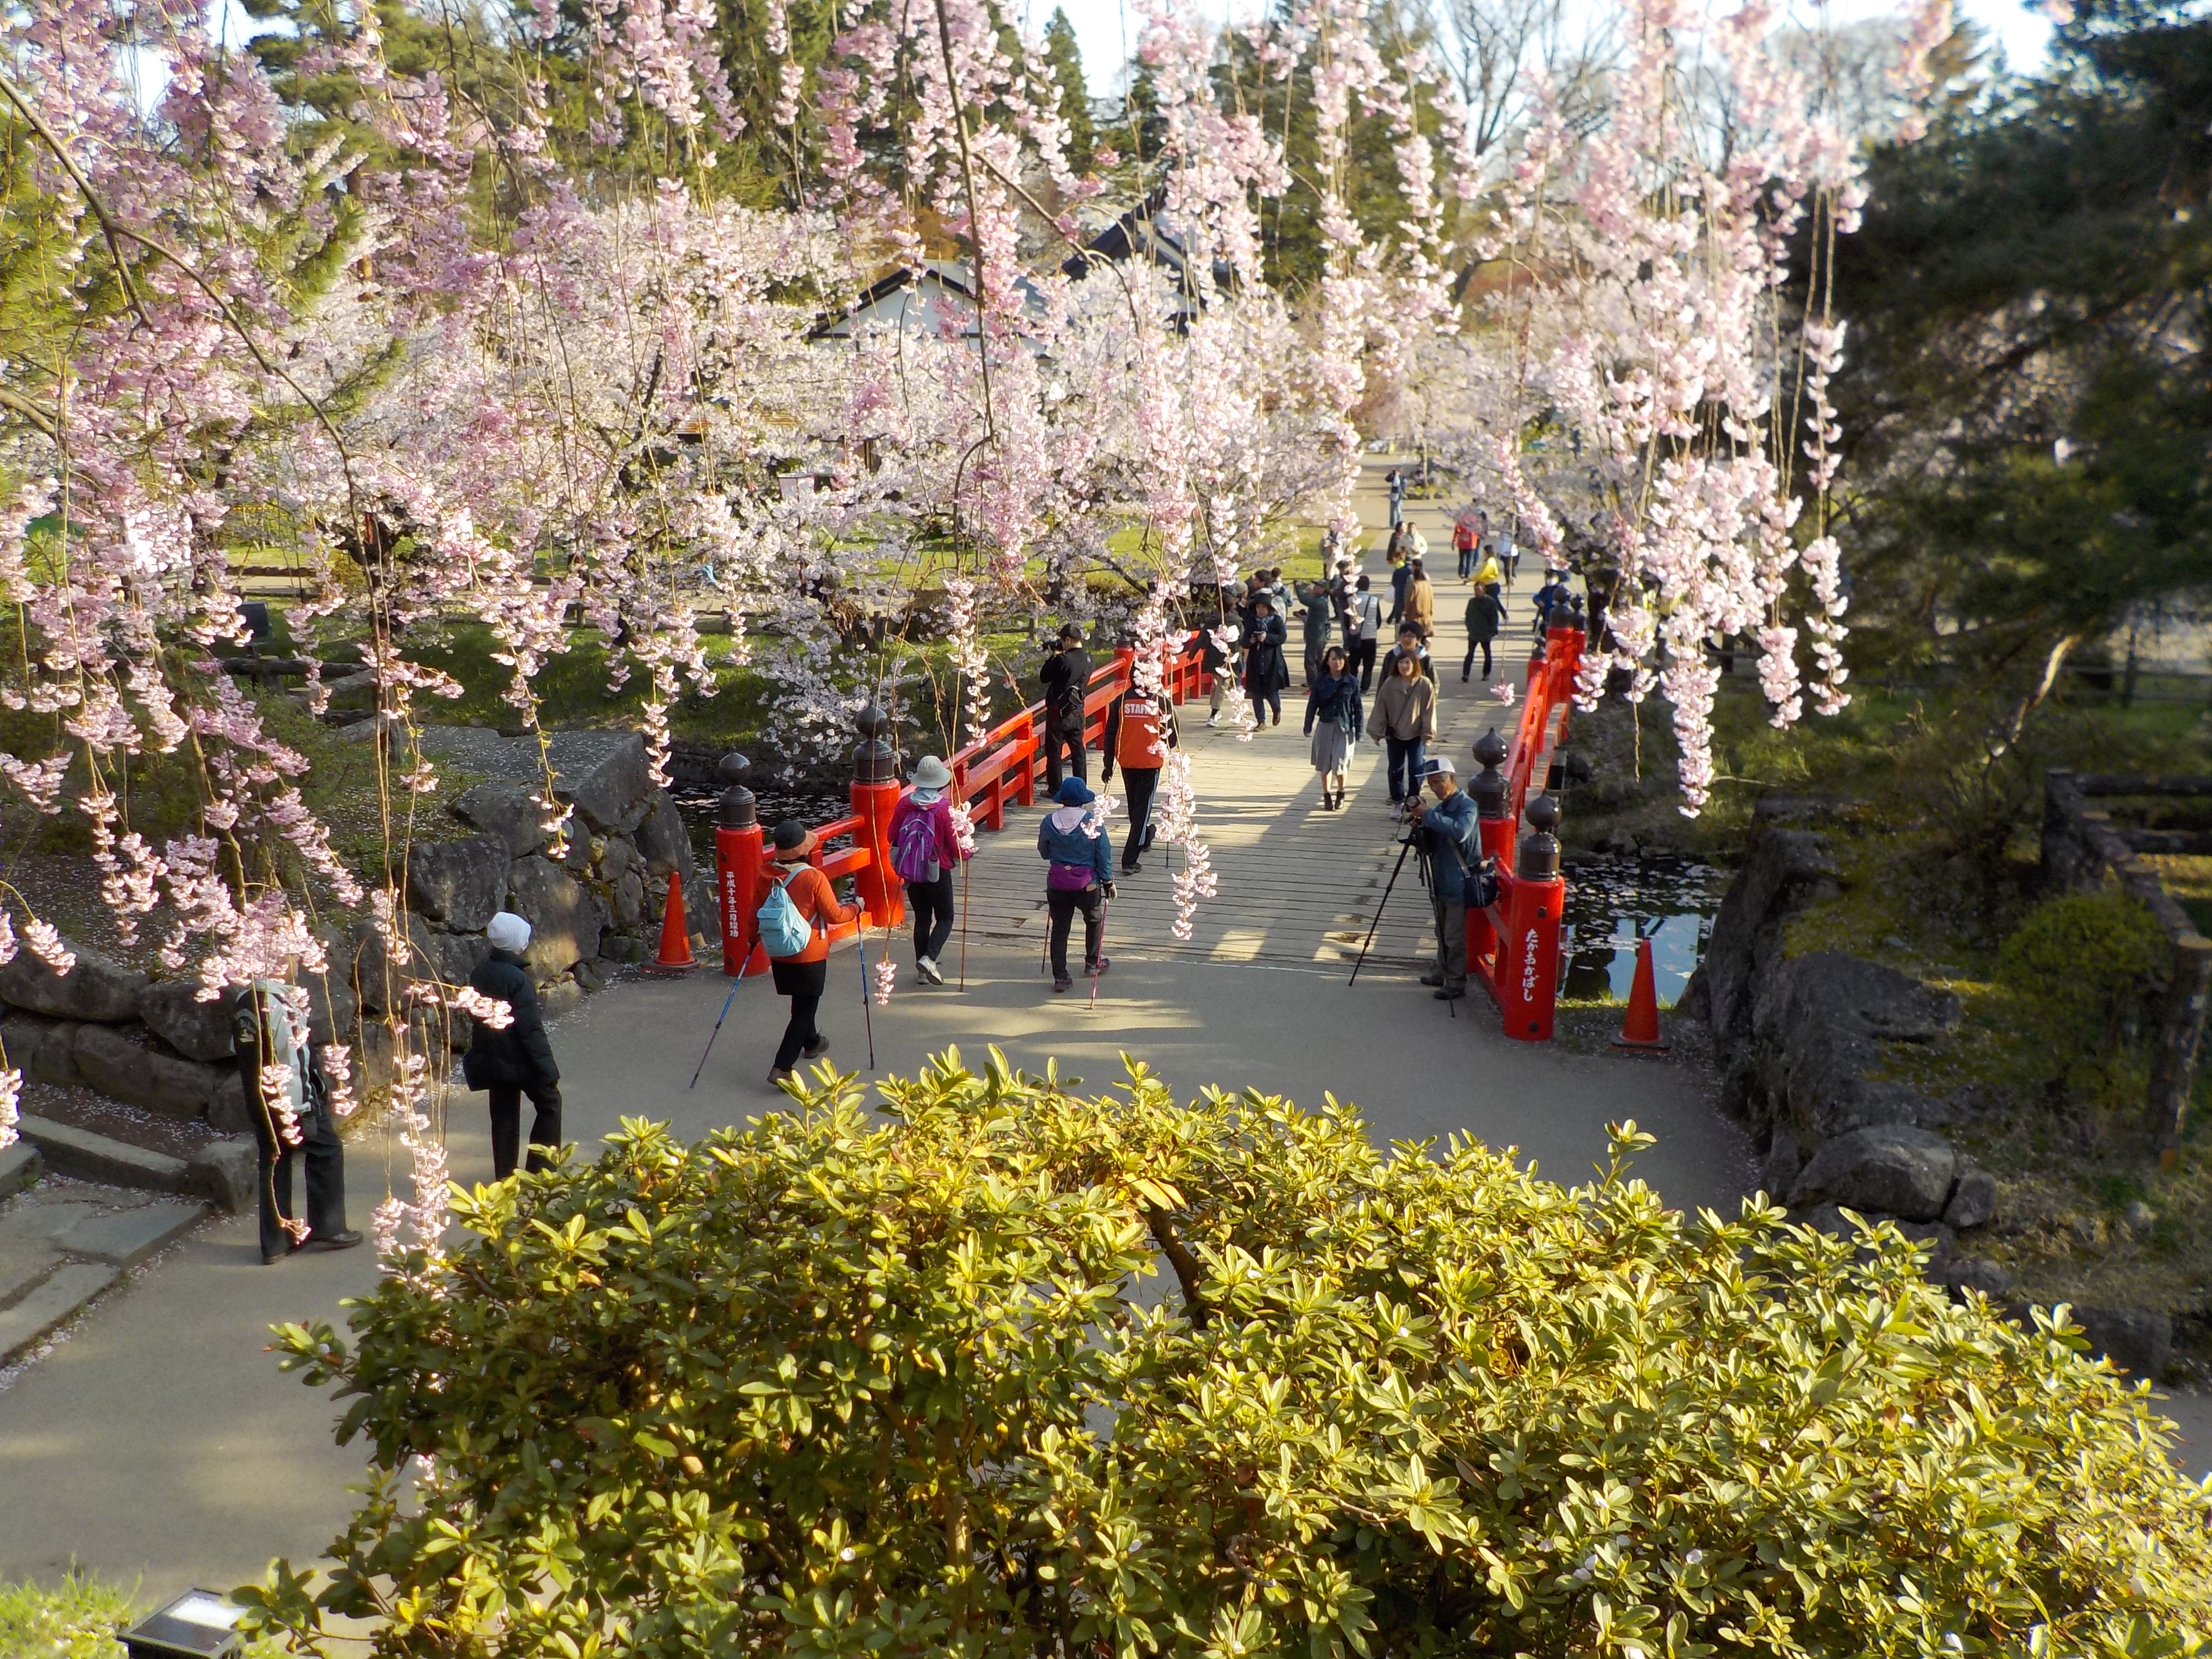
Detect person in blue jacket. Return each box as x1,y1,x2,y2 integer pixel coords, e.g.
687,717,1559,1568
1037,776,1116,993
1409,756,1478,1000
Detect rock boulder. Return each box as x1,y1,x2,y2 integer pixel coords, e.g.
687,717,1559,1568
452,780,552,857
1790,1124,1958,1222
547,730,652,835
1942,1167,1998,1231
0,946,148,1023
138,980,237,1062
72,1024,221,1120
405,834,510,931
187,1137,257,1213
2069,1305,2173,1378
1746,952,1960,1147
508,856,605,983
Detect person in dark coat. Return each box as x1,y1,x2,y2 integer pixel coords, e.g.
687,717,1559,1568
1303,644,1363,811
464,911,564,1179
232,978,363,1266
1462,582,1507,681
1038,622,1093,790
1240,593,1289,726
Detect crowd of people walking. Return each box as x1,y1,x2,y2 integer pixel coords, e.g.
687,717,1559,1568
722,471,1575,1090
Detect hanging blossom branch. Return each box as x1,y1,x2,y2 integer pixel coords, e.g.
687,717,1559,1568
1467,0,1950,812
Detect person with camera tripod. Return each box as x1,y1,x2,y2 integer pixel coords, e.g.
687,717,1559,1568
1408,757,1483,1002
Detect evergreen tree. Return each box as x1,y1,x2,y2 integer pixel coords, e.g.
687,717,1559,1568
1042,8,1095,172
1833,0,2212,717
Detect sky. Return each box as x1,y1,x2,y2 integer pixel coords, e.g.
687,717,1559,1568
1020,0,2061,96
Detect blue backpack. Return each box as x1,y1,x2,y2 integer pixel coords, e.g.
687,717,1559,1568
755,869,817,959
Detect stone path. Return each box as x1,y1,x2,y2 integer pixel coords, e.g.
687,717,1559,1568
3,460,2207,1606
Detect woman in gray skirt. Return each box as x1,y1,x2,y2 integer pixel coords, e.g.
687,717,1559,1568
1302,643,1364,811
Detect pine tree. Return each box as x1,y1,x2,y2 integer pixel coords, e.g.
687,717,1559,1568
1042,8,1094,172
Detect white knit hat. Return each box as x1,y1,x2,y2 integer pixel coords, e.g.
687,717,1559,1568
487,911,532,952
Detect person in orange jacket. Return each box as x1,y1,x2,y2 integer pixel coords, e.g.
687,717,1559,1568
1104,690,1178,875
757,819,859,1085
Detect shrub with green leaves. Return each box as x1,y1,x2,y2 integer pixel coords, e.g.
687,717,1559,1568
244,1050,2212,1658
1998,889,2169,1057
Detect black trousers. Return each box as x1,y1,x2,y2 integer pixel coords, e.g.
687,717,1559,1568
1121,767,1160,869
770,956,828,1070
1349,637,1377,689
907,870,955,962
1046,885,1104,980
1043,722,1087,790
1462,639,1494,679
488,1078,563,1180
250,1086,347,1260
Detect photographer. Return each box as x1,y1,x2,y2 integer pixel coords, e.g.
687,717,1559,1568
1409,757,1480,1001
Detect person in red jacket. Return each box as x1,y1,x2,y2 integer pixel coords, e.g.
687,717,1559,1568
1104,690,1177,874
757,820,859,1085
885,755,969,985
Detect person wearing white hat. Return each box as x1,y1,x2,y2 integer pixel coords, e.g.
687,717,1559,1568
1409,757,1476,1001
886,756,969,985
463,910,564,1178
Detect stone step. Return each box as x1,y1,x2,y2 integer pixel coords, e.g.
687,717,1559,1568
0,1259,120,1364
0,1241,61,1312
56,1199,208,1268
0,1142,39,1197
15,1116,190,1195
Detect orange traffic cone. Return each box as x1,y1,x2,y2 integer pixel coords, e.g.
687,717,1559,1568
1612,936,1669,1052
644,869,697,975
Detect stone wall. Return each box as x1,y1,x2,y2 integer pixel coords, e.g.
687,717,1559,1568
0,728,714,1207
1680,825,2005,1297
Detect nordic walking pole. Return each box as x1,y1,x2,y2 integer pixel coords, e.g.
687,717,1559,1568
856,920,877,1071
686,952,752,1089
1347,831,1417,987
1089,892,1109,1011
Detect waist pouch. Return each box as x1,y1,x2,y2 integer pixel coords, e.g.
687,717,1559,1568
1048,861,1097,892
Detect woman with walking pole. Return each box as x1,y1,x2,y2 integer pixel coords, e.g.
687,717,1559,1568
1036,776,1115,994
886,755,968,984
756,819,858,1086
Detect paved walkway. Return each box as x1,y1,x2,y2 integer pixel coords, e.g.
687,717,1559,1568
3,462,2205,1605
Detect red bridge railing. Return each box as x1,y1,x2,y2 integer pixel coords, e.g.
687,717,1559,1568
1465,620,1584,1042
712,632,1210,971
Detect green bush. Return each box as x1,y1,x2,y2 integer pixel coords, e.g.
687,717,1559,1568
0,1572,131,1659
244,1051,2212,1658
1998,889,2169,1057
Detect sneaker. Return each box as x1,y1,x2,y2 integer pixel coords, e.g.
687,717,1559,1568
801,1036,830,1060
1205,715,1220,727
1420,973,1444,987
917,956,943,985
1432,987,1467,1001
1084,956,1111,976
768,1066,797,1085
1053,976,1074,993
1122,862,1142,875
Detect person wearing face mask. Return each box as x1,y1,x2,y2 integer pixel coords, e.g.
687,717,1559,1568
1036,776,1116,993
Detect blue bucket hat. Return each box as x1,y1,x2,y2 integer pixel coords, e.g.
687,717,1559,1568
1054,776,1096,806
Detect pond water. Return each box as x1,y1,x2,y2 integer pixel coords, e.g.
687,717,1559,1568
1557,856,1728,1004
669,782,853,864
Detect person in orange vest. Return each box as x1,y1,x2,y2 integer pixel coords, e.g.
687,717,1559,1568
1105,690,1178,875
756,820,859,1086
